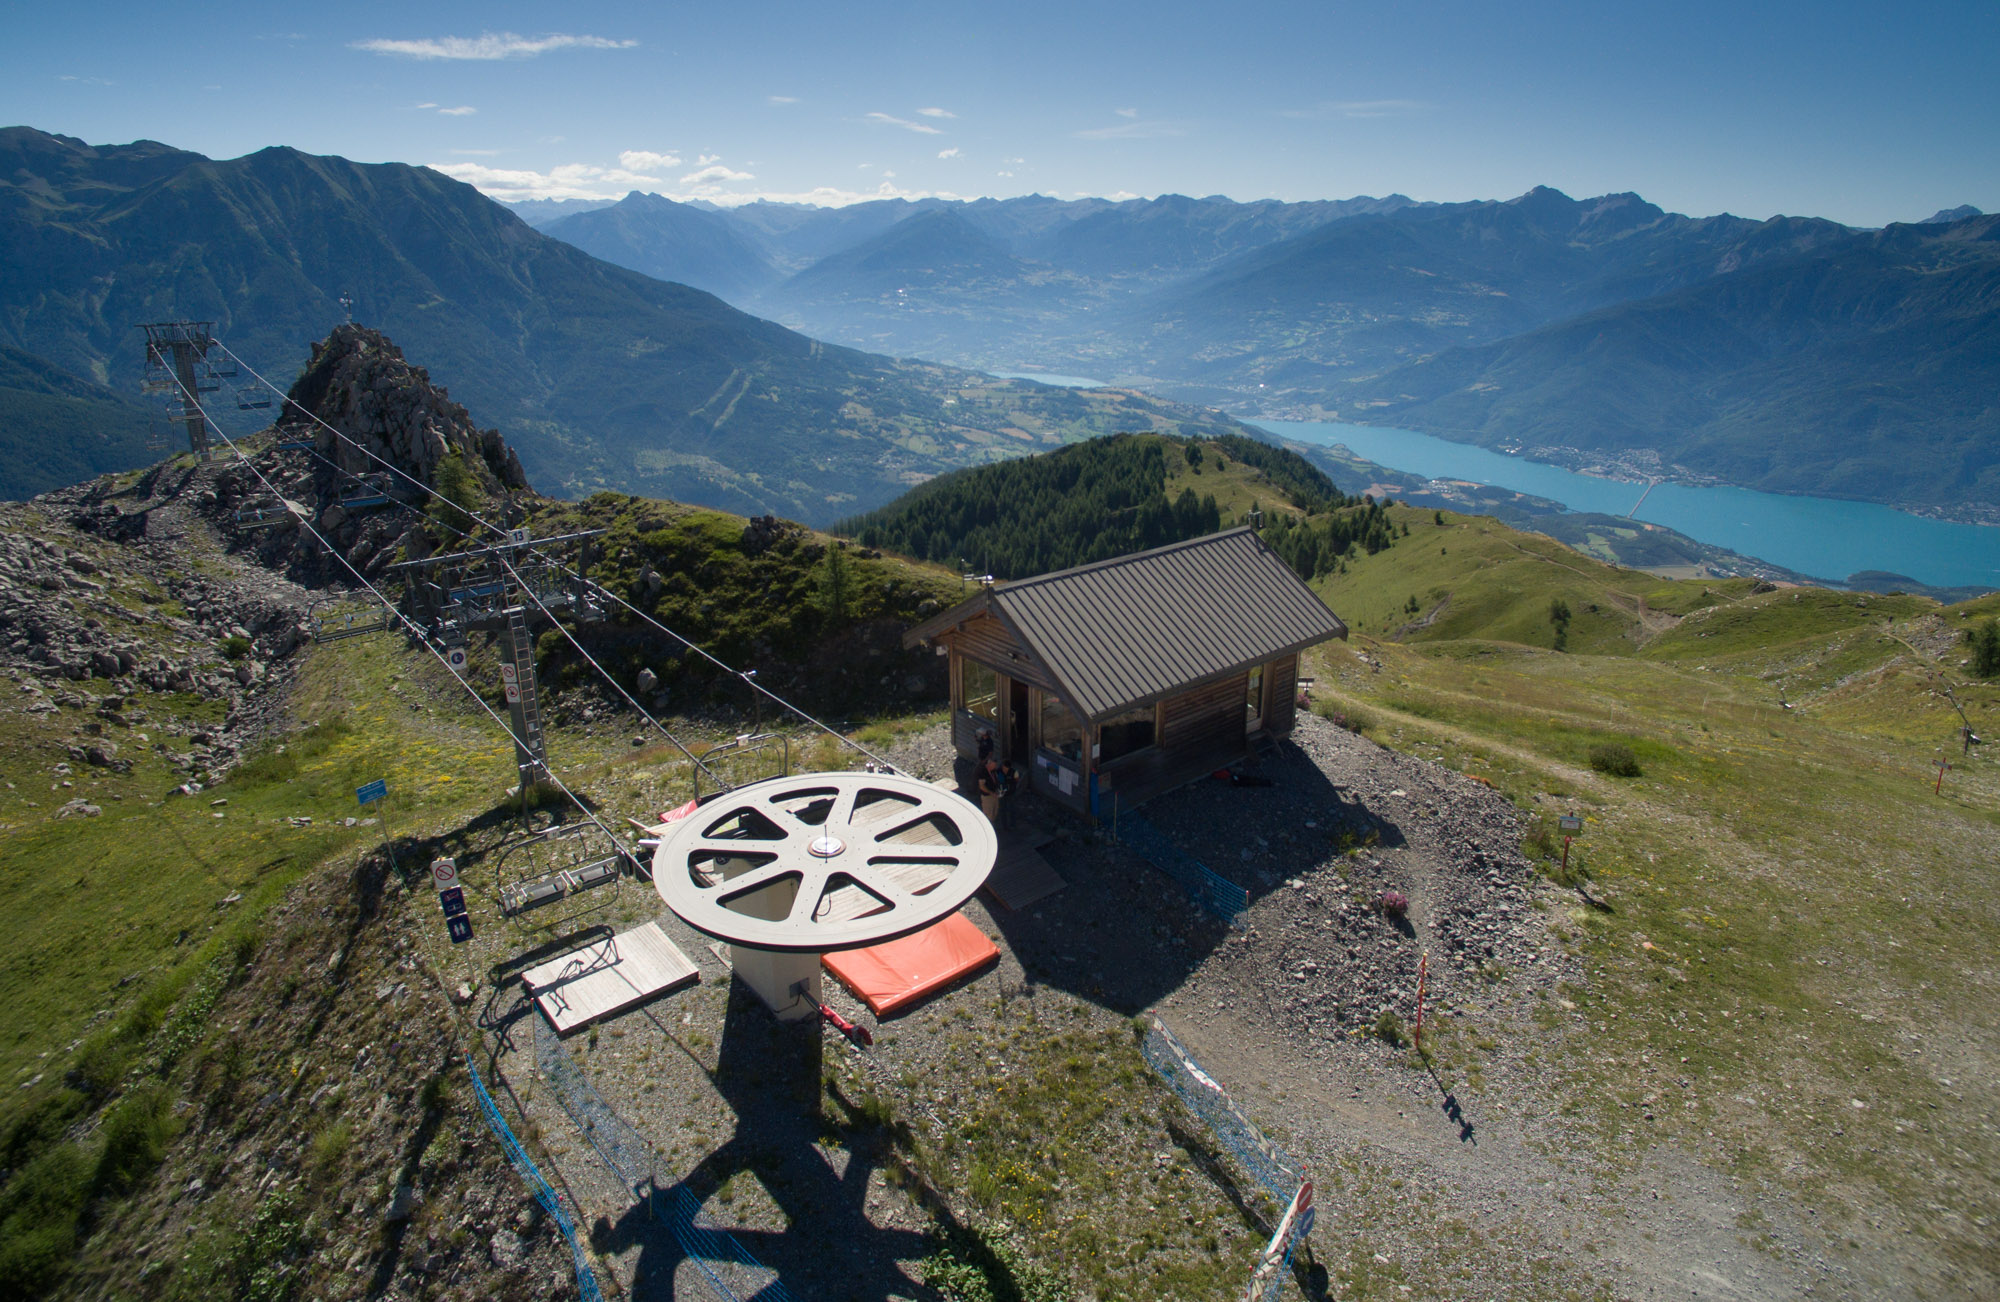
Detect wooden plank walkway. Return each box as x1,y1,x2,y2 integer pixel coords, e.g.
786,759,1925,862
521,922,699,1035
985,829,1066,910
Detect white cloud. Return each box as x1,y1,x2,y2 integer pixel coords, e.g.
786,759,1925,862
937,147,960,160
681,164,755,186
438,105,477,116
619,149,682,172
697,153,721,167
768,95,798,105
1075,118,1183,140
58,75,115,86
1281,99,1429,120
1114,107,1138,118
450,148,503,156
865,112,942,135
997,171,1015,179
415,101,438,109
883,170,896,179
917,107,955,118
353,32,637,61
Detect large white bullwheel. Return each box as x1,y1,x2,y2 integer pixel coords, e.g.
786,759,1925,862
651,771,997,956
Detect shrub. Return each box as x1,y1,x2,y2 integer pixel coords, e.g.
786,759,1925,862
1970,618,2000,678
1378,891,1409,918
1374,1010,1407,1046
1587,742,1642,777
219,635,252,660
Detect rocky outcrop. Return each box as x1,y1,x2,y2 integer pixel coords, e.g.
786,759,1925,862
282,325,530,498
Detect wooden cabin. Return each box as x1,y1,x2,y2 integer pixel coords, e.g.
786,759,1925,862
903,527,1348,817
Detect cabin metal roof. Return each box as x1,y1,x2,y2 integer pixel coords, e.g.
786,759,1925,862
904,527,1347,722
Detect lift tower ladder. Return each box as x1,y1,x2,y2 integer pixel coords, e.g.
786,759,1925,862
141,322,232,460
387,527,604,787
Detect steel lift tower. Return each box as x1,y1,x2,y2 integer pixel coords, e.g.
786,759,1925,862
391,529,605,787
140,322,227,459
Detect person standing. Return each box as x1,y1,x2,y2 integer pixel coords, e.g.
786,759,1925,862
977,755,1003,826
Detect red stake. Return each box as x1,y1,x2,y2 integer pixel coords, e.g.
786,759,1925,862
1935,758,1949,795
1561,835,1572,875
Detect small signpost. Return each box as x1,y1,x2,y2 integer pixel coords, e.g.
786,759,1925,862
357,778,397,875
1934,756,1951,795
433,857,474,946
499,661,520,704
445,646,469,675
1558,813,1584,875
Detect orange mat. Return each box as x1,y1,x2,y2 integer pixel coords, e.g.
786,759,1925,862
822,913,1000,1016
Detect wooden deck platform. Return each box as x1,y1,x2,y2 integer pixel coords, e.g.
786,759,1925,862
985,827,1066,910
521,922,700,1035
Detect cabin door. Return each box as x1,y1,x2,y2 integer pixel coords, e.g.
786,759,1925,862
1245,663,1266,733
1007,679,1031,760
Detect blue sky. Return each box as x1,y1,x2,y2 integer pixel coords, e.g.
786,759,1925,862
5,1,1995,225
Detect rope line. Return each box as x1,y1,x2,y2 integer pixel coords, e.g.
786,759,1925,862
160,367,630,853
211,336,903,774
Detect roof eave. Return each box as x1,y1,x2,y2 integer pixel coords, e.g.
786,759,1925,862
900,590,993,648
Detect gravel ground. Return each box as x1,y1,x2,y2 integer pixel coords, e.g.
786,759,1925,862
502,712,1828,1302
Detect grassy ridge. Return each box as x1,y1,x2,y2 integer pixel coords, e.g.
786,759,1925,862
1303,518,2000,1292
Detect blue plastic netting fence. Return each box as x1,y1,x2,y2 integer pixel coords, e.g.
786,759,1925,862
533,1011,792,1302
1140,1019,1311,1300
465,1053,605,1302
1117,811,1249,924
1140,1018,1297,1203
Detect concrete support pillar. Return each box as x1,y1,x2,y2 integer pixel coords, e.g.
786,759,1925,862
729,945,822,1021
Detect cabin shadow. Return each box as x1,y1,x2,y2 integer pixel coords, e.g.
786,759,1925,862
974,738,1401,1016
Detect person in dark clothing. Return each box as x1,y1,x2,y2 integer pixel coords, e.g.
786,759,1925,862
977,755,1003,825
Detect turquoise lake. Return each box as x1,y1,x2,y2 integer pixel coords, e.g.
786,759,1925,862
1255,420,2000,591
979,373,1999,590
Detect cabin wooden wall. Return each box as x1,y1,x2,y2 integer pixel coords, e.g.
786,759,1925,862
943,614,1056,692
1267,652,1299,736
1096,670,1251,809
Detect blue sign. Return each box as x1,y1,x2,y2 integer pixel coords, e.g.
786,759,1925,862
438,886,467,918
447,914,474,944
356,779,388,806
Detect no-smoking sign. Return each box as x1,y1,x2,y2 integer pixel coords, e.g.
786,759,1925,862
430,857,459,890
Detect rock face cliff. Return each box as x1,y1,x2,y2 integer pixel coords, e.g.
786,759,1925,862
283,326,530,501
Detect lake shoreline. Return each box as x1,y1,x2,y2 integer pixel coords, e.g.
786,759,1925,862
1255,418,2000,593
1254,413,2000,529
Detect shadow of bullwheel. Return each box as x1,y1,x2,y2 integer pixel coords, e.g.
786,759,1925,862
543,979,953,1301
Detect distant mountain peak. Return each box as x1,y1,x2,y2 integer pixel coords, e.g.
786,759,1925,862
1921,204,1983,224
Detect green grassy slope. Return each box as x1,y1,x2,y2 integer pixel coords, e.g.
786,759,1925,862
1298,512,1998,1294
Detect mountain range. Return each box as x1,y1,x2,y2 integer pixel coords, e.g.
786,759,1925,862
0,127,1254,520
527,185,2000,516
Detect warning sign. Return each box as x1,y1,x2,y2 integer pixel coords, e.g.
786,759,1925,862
430,857,459,890
446,915,474,945
445,646,468,674
1558,814,1584,835
503,681,520,703
438,886,467,918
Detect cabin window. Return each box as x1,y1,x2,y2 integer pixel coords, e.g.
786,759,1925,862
962,659,998,722
1040,695,1083,762
1096,704,1157,764
1246,663,1265,727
